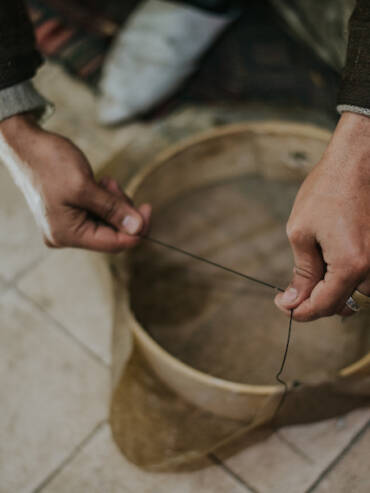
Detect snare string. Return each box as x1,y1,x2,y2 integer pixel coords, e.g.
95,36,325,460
274,309,293,417
142,235,284,293
140,234,293,413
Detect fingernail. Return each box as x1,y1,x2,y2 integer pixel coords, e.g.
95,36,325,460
122,215,140,235
281,287,298,305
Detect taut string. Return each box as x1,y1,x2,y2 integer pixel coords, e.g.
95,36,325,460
141,234,294,415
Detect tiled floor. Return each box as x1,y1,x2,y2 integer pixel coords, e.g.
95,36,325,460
220,411,370,493
0,162,47,281
314,426,370,493
0,63,369,493
0,275,7,294
17,250,114,365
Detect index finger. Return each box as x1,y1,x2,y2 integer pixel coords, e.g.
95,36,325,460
291,268,360,322
72,220,141,252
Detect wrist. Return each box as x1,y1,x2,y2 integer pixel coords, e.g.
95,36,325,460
323,112,370,170
339,110,370,128
335,112,370,144
0,113,39,139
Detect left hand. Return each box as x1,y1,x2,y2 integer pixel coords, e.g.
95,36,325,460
0,114,151,252
275,112,370,321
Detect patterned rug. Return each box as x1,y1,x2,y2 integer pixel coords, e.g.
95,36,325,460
27,0,340,119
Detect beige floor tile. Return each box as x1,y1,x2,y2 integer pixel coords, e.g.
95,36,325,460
221,432,315,493
278,408,370,463
0,289,109,493
0,162,47,281
17,249,113,364
314,425,370,493
0,275,7,294
34,63,142,174
220,408,370,493
41,424,250,493
42,107,110,170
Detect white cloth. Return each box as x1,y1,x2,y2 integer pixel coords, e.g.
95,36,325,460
98,0,233,124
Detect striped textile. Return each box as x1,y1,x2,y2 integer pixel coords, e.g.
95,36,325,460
27,0,138,87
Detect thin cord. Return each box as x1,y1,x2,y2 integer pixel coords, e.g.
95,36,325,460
142,235,284,293
140,233,292,415
274,309,294,416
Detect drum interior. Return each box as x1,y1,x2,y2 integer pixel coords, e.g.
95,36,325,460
129,169,370,386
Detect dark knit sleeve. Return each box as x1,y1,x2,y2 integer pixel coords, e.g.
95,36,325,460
338,0,370,109
0,1,43,90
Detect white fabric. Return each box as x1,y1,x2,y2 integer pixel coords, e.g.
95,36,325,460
98,0,232,124
0,132,53,241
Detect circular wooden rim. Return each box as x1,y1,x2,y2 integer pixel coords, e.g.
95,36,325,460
124,121,369,395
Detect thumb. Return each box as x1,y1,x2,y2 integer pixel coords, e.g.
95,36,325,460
81,180,144,235
275,232,324,311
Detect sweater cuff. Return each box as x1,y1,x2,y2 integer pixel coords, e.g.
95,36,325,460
0,80,54,124
337,104,370,117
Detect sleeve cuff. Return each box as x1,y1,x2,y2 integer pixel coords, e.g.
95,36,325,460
0,80,54,124
337,104,370,117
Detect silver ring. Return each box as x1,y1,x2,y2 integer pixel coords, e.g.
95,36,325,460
346,296,360,312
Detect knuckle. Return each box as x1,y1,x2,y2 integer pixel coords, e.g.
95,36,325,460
293,265,316,281
72,175,89,199
285,221,294,238
102,198,120,223
348,256,369,278
337,255,368,280
286,223,305,245
337,243,369,277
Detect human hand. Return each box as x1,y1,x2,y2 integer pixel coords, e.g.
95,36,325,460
275,112,370,321
0,114,151,252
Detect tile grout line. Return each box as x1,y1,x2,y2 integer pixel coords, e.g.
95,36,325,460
305,416,370,493
208,453,259,493
0,251,48,298
0,280,12,298
10,251,49,286
15,287,110,370
32,420,107,493
276,430,314,464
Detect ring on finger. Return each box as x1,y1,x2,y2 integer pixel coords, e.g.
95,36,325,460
346,290,370,312
345,295,360,312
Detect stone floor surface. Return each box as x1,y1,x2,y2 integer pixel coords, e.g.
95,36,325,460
0,63,369,493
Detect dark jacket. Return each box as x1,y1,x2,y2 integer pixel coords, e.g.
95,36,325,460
0,1,42,90
0,0,369,108
338,0,370,108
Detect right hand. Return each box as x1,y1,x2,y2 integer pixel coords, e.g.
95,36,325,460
0,114,151,252
275,112,370,321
